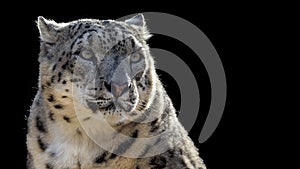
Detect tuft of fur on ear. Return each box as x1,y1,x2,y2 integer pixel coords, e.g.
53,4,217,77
125,14,152,40
37,16,59,43
125,14,145,27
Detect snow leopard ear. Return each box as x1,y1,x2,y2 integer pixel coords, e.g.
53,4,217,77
125,14,146,27
37,16,59,43
125,14,152,40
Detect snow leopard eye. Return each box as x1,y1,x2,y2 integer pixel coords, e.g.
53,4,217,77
80,50,95,60
130,53,142,63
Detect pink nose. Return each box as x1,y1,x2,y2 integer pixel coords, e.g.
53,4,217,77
111,82,129,97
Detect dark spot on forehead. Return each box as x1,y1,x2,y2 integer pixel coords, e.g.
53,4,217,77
57,72,63,82
118,25,126,30
131,38,135,48
52,64,57,71
70,40,77,50
77,23,83,31
70,24,76,30
70,29,98,50
73,50,80,56
102,20,110,25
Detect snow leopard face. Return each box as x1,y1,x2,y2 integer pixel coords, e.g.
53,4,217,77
38,14,157,125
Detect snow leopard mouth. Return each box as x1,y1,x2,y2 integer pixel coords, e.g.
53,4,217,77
86,98,114,109
86,98,134,113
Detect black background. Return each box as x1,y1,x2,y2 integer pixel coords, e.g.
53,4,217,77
2,3,275,169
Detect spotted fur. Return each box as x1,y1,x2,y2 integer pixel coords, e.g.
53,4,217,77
26,14,206,169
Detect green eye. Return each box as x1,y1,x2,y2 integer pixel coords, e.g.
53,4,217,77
130,53,142,63
80,50,94,59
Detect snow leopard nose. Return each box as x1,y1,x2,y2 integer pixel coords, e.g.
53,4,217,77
111,82,129,97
